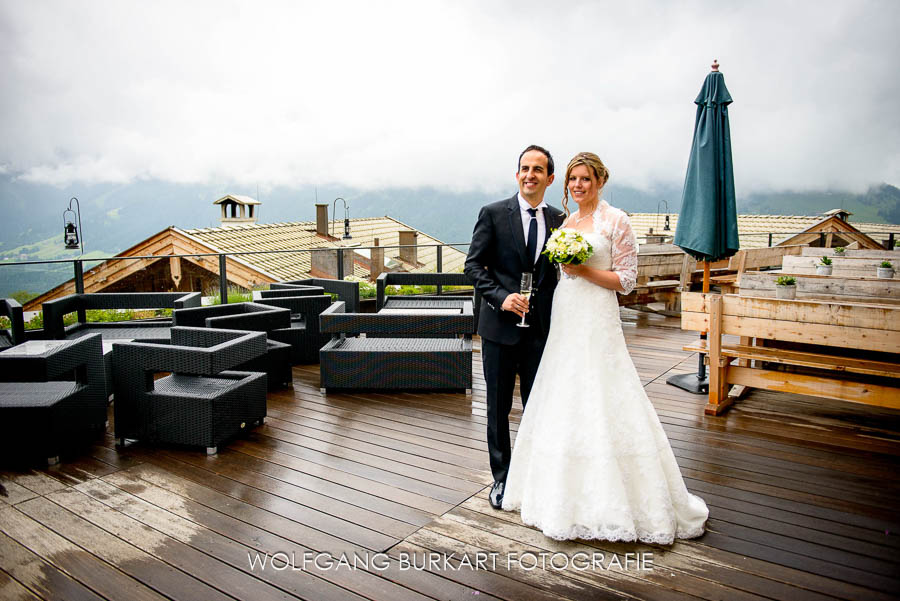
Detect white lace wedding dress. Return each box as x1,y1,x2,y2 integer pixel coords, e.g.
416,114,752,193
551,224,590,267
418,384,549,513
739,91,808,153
501,200,708,544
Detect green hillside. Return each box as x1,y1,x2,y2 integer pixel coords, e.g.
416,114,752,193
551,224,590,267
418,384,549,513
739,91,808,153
737,184,900,224
0,235,109,301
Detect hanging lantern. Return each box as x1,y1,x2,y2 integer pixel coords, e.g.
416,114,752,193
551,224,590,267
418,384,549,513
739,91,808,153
63,197,84,253
64,221,80,248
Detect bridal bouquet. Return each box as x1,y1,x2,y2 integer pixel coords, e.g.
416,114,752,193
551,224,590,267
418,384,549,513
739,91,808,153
542,228,593,265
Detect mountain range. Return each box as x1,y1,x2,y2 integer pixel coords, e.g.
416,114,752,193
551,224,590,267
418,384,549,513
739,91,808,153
0,175,897,299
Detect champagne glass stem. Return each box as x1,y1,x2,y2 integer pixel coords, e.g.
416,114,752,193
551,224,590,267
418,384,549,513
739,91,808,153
516,272,532,328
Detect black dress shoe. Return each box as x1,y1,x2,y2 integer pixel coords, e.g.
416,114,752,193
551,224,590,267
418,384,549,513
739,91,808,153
489,481,505,509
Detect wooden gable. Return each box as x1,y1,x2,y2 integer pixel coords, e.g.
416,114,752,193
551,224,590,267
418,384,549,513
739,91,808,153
777,215,887,250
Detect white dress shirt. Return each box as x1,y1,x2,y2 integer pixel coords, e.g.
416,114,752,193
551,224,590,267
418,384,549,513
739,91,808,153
517,193,547,265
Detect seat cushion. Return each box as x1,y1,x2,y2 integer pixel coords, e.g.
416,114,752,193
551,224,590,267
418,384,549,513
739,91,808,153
153,374,245,399
0,381,81,408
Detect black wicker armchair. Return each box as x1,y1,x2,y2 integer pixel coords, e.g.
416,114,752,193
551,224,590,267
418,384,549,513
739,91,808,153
254,294,334,363
112,327,268,454
1,298,26,349
0,333,106,465
319,301,474,392
271,278,361,312
173,302,293,389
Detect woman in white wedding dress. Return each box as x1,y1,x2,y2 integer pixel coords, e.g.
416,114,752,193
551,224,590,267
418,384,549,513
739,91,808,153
501,152,708,544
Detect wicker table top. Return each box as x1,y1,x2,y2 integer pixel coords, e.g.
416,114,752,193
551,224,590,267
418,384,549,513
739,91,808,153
329,337,469,351
378,308,463,315
0,339,69,357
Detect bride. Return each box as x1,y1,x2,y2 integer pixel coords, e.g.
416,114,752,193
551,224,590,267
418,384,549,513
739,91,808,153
501,152,709,544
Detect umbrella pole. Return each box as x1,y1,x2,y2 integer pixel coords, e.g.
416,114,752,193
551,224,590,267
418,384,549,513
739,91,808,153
667,260,710,394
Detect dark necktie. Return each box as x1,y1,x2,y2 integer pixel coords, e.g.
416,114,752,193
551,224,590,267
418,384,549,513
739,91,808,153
526,208,538,266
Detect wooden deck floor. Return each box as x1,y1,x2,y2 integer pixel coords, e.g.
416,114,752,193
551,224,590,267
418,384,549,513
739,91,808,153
2,310,899,600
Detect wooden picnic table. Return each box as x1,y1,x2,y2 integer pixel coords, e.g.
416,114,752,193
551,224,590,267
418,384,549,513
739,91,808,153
680,291,900,415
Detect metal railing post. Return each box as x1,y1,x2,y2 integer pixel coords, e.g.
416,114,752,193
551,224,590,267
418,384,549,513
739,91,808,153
218,254,228,304
336,248,345,280
436,246,443,295
768,233,773,247
74,260,86,323
889,233,895,249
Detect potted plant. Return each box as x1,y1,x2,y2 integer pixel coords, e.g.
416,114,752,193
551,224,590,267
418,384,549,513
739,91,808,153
877,261,894,279
832,247,845,255
775,275,797,299
817,256,833,275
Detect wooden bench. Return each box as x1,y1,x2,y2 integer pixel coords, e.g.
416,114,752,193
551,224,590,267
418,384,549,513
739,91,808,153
738,271,900,304
800,247,900,260
680,292,900,415
782,252,900,278
620,245,700,314
708,244,807,293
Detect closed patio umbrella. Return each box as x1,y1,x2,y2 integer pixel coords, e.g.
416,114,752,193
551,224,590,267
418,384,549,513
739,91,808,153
668,60,739,395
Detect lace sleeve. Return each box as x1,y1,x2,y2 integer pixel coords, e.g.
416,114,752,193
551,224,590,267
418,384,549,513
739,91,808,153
610,211,638,294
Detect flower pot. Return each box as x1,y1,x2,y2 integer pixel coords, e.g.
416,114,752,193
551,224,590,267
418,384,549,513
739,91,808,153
816,265,833,276
776,284,797,300
877,267,895,279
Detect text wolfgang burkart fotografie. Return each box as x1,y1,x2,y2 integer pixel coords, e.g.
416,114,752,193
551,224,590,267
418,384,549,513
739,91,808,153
248,550,655,572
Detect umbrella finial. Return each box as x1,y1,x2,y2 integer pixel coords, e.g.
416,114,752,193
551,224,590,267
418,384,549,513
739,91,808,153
711,59,720,72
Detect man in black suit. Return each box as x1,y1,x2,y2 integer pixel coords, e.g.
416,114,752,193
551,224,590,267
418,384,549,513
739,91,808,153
464,145,565,509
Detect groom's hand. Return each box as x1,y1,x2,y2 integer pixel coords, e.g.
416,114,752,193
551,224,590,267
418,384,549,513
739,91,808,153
502,293,529,318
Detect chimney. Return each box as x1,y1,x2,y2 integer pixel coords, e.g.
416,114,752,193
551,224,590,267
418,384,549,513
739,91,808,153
215,195,260,225
315,204,329,237
823,208,852,222
370,237,384,280
398,230,418,265
310,248,354,279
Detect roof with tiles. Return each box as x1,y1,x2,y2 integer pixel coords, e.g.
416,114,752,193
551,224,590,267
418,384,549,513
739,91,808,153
626,212,900,249
184,216,467,281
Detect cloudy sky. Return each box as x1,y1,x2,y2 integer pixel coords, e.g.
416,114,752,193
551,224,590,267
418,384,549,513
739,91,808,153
1,0,898,196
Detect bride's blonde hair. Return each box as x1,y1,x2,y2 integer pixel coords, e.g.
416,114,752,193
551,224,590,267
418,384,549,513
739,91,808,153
562,152,610,216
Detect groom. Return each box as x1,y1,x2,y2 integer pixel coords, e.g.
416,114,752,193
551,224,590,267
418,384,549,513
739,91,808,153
465,145,564,509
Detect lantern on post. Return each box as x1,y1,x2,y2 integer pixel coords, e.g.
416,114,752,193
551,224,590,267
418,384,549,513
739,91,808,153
331,197,352,240
63,197,84,254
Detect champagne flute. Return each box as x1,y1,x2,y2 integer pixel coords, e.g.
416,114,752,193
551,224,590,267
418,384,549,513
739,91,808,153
516,272,533,328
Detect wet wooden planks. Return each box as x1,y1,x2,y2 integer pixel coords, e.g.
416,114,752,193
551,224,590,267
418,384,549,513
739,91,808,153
0,310,898,600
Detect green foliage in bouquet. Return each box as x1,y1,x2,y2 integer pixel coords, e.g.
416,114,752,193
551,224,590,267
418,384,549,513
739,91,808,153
881,261,893,269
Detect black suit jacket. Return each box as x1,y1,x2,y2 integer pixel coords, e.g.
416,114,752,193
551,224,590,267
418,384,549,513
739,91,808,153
464,194,565,345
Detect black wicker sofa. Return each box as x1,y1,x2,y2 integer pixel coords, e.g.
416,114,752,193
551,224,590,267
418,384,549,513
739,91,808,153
41,291,202,341
318,301,474,393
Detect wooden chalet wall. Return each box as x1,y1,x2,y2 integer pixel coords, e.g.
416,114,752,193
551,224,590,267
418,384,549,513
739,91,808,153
23,228,275,311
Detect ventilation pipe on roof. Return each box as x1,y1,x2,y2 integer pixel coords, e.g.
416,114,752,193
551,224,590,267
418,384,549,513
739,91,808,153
315,204,329,237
